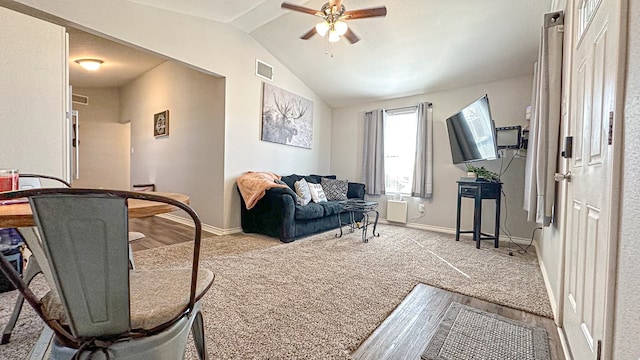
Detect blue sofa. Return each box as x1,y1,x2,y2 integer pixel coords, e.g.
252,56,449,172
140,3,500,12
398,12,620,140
238,174,366,242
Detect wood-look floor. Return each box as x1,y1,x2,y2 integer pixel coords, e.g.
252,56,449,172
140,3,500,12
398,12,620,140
352,283,565,360
127,218,565,359
128,216,215,252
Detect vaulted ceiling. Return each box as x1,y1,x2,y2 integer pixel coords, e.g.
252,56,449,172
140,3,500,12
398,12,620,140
70,0,551,108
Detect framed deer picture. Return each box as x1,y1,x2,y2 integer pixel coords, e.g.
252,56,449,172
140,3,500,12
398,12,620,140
261,82,313,148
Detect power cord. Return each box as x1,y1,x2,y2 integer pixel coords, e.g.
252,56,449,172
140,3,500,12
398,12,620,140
498,150,526,181
496,149,533,256
509,227,543,256
499,188,541,256
499,188,516,255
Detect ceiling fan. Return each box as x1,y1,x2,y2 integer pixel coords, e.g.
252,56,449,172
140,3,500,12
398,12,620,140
281,0,387,44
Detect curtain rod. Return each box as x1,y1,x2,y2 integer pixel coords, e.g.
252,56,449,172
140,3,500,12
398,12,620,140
386,102,432,114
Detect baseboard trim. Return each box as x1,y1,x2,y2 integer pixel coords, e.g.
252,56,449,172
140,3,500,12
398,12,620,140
534,240,558,320
156,213,242,236
378,219,534,245
158,215,534,244
557,326,573,360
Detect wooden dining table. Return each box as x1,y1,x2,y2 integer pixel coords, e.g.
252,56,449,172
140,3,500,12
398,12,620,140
0,192,189,228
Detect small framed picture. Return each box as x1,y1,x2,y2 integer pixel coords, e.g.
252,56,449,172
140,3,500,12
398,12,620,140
154,110,169,137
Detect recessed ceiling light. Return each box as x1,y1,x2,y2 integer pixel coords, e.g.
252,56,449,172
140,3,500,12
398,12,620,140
75,59,104,71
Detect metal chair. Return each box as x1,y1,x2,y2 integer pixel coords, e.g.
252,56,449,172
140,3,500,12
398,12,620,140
0,188,213,359
2,174,147,345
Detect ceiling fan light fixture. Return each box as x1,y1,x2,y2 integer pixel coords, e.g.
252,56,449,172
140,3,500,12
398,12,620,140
334,21,348,36
75,59,103,71
328,31,340,43
282,1,386,46
316,21,330,37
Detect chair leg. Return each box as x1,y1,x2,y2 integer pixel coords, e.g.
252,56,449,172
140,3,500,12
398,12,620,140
1,258,42,345
128,243,136,270
191,311,207,360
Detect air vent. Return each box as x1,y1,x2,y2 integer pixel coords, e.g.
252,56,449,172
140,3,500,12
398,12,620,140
256,59,274,81
72,93,89,105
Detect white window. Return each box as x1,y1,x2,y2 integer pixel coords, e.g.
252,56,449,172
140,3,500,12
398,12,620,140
384,109,418,194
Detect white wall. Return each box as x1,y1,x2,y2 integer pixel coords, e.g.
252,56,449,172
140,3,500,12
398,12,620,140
0,6,66,178
331,75,539,240
3,0,333,231
614,1,640,358
121,61,225,228
71,87,130,190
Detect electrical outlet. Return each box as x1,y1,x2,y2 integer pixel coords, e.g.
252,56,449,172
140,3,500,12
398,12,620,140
418,204,425,213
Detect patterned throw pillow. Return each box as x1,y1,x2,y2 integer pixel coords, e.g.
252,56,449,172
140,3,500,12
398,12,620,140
294,179,312,206
308,183,328,203
321,178,348,201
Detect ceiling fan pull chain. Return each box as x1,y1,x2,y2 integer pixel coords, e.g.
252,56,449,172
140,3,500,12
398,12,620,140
322,33,335,57
325,36,331,56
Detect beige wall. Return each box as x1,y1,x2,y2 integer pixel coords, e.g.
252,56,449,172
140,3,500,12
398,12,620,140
121,61,225,229
331,75,539,240
614,1,640,358
0,6,67,178
71,87,130,190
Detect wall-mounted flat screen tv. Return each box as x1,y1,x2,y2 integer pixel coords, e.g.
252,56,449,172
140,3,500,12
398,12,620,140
445,94,498,164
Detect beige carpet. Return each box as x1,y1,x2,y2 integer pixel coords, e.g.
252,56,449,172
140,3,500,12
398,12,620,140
0,224,552,359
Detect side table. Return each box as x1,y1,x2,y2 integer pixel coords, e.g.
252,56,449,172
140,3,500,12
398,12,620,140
455,179,502,249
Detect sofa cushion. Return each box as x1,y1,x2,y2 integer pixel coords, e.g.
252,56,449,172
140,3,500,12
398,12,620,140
305,174,336,184
295,202,325,220
318,201,344,216
281,174,302,190
294,179,312,206
321,178,348,201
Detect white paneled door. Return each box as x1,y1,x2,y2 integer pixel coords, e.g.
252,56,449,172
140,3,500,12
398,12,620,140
562,0,624,359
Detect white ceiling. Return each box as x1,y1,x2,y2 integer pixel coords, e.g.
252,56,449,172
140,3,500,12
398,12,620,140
68,27,165,89
69,0,551,108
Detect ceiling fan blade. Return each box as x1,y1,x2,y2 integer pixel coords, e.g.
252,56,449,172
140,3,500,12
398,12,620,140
343,28,360,44
281,2,321,16
300,27,317,40
343,6,387,19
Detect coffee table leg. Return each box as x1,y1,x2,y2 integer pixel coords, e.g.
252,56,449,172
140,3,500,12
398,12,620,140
362,212,369,243
349,211,356,233
371,210,380,238
335,213,343,238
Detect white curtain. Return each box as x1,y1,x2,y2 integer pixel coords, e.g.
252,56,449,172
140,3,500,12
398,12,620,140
524,11,564,226
411,103,433,198
362,109,386,195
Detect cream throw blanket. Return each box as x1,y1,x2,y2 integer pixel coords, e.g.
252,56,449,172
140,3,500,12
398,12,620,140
237,172,289,210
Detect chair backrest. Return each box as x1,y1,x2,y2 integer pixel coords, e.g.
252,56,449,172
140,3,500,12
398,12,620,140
16,174,71,293
30,193,131,337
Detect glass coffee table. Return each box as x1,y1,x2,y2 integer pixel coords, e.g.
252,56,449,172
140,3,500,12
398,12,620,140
336,200,380,243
